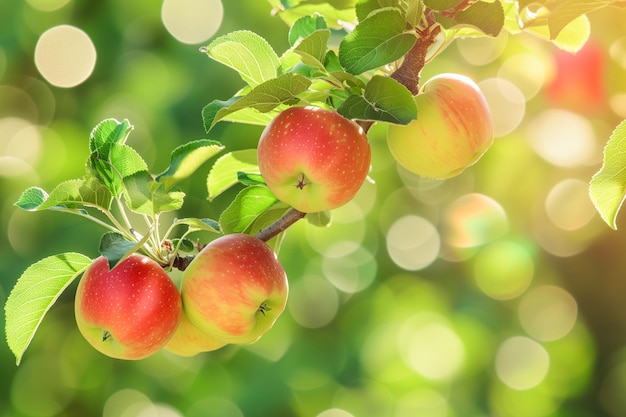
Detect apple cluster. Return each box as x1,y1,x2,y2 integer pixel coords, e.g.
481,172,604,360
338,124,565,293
74,233,288,359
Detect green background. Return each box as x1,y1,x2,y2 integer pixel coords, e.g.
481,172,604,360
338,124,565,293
2,1,626,416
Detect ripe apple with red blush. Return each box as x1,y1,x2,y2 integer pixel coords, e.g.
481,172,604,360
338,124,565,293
387,73,494,179
74,254,182,360
257,106,371,213
180,233,288,345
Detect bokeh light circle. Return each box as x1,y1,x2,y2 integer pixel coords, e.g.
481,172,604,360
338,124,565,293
398,313,465,380
288,274,340,328
498,54,547,100
322,246,377,293
526,109,597,167
316,409,354,417
34,25,97,88
545,178,597,231
473,241,534,299
161,0,224,44
478,78,526,137
443,193,508,248
26,0,70,11
495,336,550,390
386,215,440,271
519,285,578,341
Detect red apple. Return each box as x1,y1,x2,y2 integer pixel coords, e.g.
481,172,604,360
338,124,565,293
387,73,494,179
180,233,288,344
74,254,182,360
164,310,228,357
257,106,371,213
545,40,606,115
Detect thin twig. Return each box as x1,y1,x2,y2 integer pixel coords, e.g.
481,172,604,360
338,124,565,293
255,208,307,242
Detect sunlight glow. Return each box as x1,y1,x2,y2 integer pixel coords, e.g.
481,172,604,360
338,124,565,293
496,336,550,390
526,109,597,167
161,0,223,44
386,215,440,271
443,193,508,248
288,274,340,328
478,78,526,137
399,313,465,380
473,241,534,300
519,285,577,341
498,54,547,100
545,179,597,231
35,25,96,88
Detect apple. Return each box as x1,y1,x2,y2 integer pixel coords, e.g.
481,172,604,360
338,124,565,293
180,233,288,344
387,73,494,179
257,106,371,213
74,254,182,360
164,310,228,357
545,40,606,115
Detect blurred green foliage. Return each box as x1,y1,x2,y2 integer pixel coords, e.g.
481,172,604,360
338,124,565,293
3,1,626,416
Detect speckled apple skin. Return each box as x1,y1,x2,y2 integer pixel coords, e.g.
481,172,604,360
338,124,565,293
75,254,182,360
181,233,288,345
257,106,371,213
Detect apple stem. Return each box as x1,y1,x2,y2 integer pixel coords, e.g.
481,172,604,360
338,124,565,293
255,208,307,243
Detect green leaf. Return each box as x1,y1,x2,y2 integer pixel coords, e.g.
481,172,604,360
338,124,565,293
208,149,259,200
524,13,590,52
5,253,92,365
306,210,332,227
589,120,626,230
339,8,417,75
99,232,145,269
15,178,113,213
336,75,417,124
550,13,590,52
241,202,292,252
172,217,221,234
202,30,280,87
405,0,425,27
89,118,133,153
39,177,113,211
355,0,403,21
219,185,280,234
123,171,185,215
14,187,48,210
267,0,357,28
288,14,328,46
155,139,225,190
293,29,332,69
423,0,463,10
451,1,505,36
88,143,149,197
548,0,613,39
237,172,266,187
202,74,311,131
220,106,282,126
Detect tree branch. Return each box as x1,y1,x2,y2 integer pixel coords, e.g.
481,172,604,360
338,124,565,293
390,22,441,95
255,208,307,242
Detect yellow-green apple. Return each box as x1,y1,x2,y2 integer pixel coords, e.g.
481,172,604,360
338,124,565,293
387,73,494,179
257,106,371,213
164,311,228,357
74,254,181,360
180,233,288,344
